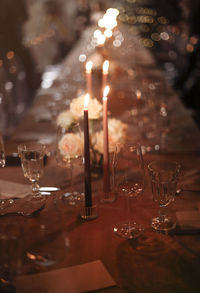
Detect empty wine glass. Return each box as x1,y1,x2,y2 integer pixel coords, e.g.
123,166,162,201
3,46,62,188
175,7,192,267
18,143,46,203
148,160,181,232
0,135,14,209
56,122,84,205
113,142,145,239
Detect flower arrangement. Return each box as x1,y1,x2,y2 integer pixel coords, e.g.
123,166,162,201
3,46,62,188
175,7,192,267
70,95,102,120
56,94,128,171
91,118,128,154
58,132,83,159
56,110,77,129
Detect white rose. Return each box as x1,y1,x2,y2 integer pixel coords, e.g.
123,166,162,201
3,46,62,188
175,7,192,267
88,97,102,119
70,95,84,119
92,118,128,154
56,110,76,129
70,95,102,120
58,133,83,159
108,118,128,142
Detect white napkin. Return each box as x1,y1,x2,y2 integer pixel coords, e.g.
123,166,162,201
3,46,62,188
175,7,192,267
14,260,116,293
0,180,30,199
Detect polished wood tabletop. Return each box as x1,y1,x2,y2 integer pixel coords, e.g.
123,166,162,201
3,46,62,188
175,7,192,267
1,21,200,293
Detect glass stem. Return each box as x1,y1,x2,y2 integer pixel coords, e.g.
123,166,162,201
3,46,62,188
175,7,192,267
159,205,168,223
31,181,40,197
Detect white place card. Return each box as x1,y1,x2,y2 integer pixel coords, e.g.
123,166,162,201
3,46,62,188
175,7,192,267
14,260,116,293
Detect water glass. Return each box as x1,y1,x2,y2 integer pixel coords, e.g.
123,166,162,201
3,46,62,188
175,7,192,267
18,143,46,202
113,142,145,239
56,123,83,205
148,160,181,232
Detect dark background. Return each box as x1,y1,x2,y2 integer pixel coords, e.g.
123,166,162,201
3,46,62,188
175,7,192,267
0,0,199,137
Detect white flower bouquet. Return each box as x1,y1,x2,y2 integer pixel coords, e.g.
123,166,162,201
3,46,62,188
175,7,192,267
56,94,128,172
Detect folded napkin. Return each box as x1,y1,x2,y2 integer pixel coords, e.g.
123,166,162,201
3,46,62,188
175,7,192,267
0,180,31,199
14,260,116,293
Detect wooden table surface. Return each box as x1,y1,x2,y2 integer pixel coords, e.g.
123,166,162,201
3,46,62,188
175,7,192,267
2,21,200,293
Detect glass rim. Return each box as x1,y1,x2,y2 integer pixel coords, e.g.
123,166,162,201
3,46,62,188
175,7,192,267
147,160,181,172
18,143,46,152
115,141,142,151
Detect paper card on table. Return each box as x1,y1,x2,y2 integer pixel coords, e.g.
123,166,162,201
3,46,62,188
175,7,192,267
0,180,30,199
176,210,200,230
14,260,116,293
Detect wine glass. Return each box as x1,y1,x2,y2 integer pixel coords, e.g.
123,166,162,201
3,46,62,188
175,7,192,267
113,142,145,239
0,135,14,209
148,160,181,232
56,122,84,205
18,143,46,203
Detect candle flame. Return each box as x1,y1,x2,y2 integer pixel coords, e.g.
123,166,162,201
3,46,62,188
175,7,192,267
86,61,93,73
103,86,110,98
84,93,90,109
103,60,109,74
136,89,141,99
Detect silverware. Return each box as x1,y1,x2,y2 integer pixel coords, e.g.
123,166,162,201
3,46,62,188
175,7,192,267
40,187,60,192
40,191,51,196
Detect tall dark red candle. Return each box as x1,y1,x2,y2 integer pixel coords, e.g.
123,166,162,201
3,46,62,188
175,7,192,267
84,94,92,207
103,86,110,193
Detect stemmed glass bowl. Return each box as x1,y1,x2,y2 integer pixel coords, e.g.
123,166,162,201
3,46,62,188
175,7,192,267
18,143,46,203
113,142,145,239
56,122,83,205
148,160,181,232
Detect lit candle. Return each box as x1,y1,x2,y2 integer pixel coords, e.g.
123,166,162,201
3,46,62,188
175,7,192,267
102,60,109,93
84,94,92,207
85,61,93,98
103,86,110,193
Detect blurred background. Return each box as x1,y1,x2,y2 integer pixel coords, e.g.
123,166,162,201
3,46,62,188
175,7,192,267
0,0,199,138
